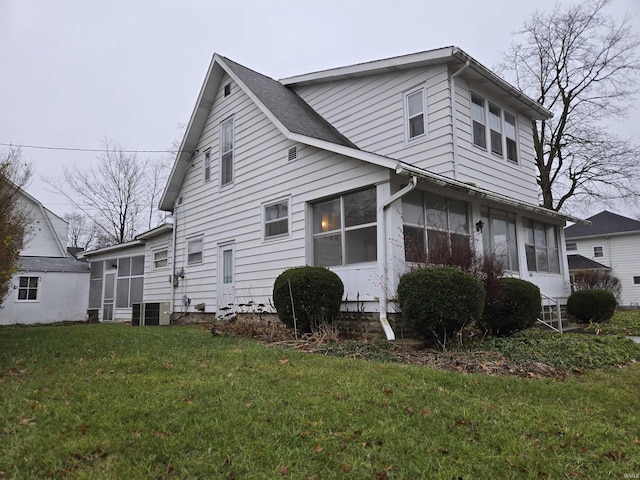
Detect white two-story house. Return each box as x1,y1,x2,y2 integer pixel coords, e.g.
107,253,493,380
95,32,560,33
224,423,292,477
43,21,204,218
85,46,585,337
0,190,90,324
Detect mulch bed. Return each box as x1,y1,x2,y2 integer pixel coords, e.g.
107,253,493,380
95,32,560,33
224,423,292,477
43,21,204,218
208,320,571,380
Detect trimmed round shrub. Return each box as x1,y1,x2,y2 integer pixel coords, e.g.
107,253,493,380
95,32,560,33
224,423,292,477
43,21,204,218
273,266,344,333
480,278,541,336
397,266,485,343
566,289,616,323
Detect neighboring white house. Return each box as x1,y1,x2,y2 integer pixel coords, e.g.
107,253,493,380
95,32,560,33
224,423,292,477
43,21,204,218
565,210,640,307
122,45,584,340
79,224,173,323
0,190,90,325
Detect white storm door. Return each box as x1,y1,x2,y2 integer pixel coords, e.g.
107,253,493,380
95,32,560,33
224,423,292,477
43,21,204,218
218,243,235,310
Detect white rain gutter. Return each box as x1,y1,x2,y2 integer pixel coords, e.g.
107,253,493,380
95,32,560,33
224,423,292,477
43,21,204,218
169,202,179,315
377,175,418,340
450,60,469,180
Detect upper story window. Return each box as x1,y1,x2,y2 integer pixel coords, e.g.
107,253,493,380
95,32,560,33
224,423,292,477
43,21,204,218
471,94,486,149
523,219,560,273
402,191,470,264
223,83,231,97
187,237,204,265
633,276,640,285
405,89,426,140
264,198,290,240
471,93,518,163
220,117,234,187
566,241,578,251
481,209,519,272
17,276,39,301
313,187,377,267
593,246,604,258
203,150,211,183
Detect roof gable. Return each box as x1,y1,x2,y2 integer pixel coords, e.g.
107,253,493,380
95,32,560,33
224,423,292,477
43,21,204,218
565,210,640,238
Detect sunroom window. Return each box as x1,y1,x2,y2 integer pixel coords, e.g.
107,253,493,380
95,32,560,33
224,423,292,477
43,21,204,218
481,209,519,271
313,187,377,267
524,219,560,273
402,191,470,263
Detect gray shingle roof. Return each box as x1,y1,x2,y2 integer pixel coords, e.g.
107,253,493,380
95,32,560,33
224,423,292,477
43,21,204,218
567,254,610,271
222,56,357,149
18,256,91,273
565,210,640,238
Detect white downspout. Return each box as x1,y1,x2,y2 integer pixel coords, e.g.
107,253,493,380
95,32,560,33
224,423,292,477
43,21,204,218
169,203,178,315
377,174,418,340
451,60,469,180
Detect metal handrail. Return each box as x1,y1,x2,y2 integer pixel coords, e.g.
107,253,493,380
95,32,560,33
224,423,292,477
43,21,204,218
537,292,563,333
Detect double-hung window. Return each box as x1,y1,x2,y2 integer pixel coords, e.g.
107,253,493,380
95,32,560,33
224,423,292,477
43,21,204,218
593,246,604,258
17,276,39,301
524,219,560,273
405,89,426,140
471,94,487,149
471,93,518,163
480,209,519,271
153,249,168,269
402,191,470,263
264,198,290,240
203,150,211,183
220,117,234,187
566,242,578,252
313,187,377,267
187,237,204,265
489,103,503,156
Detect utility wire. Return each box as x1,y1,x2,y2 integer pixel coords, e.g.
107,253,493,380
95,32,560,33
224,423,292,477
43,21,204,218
0,142,189,154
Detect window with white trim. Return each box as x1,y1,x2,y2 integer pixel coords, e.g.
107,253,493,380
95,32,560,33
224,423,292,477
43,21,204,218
593,246,604,258
471,93,518,163
17,276,39,301
153,249,168,269
203,150,211,183
264,198,290,240
405,89,426,140
402,191,471,263
471,94,486,149
566,242,578,251
313,187,377,266
187,237,203,265
480,209,519,271
523,219,560,273
220,117,234,187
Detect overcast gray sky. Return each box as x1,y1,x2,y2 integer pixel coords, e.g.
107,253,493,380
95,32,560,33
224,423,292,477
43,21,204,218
2,0,639,219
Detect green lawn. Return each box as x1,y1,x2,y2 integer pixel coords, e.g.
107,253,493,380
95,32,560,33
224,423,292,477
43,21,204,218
1,323,639,479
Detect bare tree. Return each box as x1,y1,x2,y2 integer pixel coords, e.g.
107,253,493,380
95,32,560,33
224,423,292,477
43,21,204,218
48,139,153,246
499,0,640,212
63,212,97,249
0,147,33,301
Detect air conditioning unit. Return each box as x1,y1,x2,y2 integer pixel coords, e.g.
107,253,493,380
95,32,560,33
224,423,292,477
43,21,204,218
132,302,171,326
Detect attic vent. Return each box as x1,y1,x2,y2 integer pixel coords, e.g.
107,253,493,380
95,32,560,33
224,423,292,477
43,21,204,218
223,83,231,97
177,196,184,206
287,146,298,161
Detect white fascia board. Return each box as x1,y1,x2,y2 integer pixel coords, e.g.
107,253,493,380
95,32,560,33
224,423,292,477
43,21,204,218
280,47,455,85
77,239,144,259
565,230,640,241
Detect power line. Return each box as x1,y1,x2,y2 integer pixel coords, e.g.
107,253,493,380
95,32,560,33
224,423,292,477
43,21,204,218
0,142,188,154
